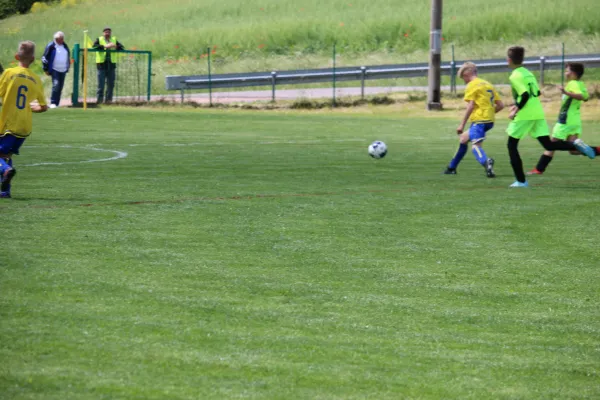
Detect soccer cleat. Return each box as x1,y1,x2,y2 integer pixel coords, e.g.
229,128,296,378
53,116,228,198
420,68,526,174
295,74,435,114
573,139,596,159
485,158,495,178
509,180,529,188
1,167,16,193
526,168,543,175
443,167,457,175
0,192,11,199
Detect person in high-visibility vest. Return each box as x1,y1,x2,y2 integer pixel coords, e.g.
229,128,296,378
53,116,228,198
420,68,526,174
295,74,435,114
92,27,124,104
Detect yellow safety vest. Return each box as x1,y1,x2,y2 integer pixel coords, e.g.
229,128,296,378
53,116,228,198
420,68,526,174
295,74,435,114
96,36,119,64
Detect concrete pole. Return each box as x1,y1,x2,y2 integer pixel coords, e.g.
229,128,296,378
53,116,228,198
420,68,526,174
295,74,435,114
427,0,443,110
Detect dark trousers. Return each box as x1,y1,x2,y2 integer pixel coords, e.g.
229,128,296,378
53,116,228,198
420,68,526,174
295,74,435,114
50,70,67,106
507,136,574,183
97,65,116,103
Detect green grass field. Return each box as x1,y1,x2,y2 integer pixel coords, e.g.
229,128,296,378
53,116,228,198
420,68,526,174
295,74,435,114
1,107,599,399
2,0,600,98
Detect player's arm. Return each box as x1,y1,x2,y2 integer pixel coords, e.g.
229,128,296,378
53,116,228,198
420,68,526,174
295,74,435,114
457,100,475,134
493,88,504,113
508,76,529,120
494,99,504,113
31,103,48,113
560,86,587,101
32,83,48,113
509,92,529,120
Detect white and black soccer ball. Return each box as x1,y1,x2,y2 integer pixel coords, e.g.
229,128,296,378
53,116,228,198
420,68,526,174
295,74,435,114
368,141,387,159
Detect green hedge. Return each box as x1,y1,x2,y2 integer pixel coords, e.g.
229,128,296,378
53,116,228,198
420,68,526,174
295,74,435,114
0,0,50,20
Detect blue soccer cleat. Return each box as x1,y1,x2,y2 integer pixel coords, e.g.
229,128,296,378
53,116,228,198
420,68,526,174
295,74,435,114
0,192,11,199
509,180,529,188
573,139,596,159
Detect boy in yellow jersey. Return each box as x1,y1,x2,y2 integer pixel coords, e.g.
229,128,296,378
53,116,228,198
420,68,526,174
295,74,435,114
527,63,600,174
444,62,504,177
0,41,48,198
505,46,594,188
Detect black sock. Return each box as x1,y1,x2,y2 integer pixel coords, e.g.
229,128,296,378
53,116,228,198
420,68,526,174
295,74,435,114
508,137,526,183
537,136,574,151
536,154,553,172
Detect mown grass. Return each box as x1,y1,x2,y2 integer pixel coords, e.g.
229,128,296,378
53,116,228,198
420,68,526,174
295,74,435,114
1,0,600,99
2,0,599,59
1,107,599,399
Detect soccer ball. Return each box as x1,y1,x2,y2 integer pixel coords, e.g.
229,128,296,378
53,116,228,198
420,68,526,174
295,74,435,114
368,141,387,159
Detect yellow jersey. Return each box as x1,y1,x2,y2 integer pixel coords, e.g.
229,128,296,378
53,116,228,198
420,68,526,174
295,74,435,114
0,67,47,138
463,77,500,123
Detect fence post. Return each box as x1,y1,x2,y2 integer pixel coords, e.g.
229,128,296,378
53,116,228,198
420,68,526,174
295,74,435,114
332,43,336,107
450,61,456,94
271,71,277,102
180,88,184,104
539,56,546,86
450,44,456,95
561,43,565,87
71,43,80,106
147,51,152,101
207,47,212,107
360,66,366,100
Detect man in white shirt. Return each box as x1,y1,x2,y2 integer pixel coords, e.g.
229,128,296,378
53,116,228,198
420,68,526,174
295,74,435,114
42,31,71,108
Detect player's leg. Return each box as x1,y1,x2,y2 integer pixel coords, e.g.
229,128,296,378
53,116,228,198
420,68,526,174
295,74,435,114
0,154,15,198
529,148,555,175
506,120,529,187
444,131,470,174
1,157,14,198
534,120,595,159
470,123,495,178
0,135,24,198
528,122,564,175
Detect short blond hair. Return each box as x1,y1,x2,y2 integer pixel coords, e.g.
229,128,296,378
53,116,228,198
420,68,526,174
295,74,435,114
458,62,477,79
17,41,36,64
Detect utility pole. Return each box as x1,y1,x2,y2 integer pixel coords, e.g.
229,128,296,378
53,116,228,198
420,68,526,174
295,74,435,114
427,0,443,110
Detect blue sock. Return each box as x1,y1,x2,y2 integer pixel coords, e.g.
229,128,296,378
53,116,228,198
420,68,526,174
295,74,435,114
4,159,12,193
0,158,12,194
0,158,9,175
449,143,468,169
472,146,488,166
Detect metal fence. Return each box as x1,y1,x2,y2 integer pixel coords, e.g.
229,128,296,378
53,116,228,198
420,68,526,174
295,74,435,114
166,53,600,103
71,44,152,105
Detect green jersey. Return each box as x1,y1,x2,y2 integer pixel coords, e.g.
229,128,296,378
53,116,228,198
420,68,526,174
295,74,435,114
557,80,588,126
509,67,545,121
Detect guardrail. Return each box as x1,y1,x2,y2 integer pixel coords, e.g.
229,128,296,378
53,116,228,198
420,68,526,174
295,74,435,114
166,54,600,103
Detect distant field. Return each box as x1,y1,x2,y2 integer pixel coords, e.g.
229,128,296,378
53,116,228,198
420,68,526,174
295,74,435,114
2,0,599,60
1,0,600,97
1,107,599,399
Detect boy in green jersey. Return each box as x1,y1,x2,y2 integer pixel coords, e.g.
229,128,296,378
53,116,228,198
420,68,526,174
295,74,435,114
505,46,594,188
527,63,600,174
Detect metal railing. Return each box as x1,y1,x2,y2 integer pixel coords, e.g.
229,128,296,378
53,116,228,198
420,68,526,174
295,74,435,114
166,53,600,103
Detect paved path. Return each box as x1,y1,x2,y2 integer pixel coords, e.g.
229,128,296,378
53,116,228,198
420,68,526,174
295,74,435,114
61,85,470,106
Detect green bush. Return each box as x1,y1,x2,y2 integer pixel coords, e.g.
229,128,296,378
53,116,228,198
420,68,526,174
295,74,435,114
0,0,51,19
